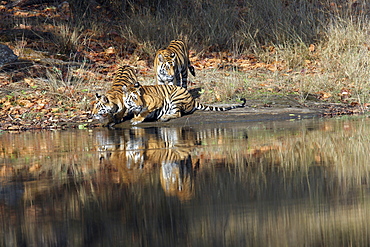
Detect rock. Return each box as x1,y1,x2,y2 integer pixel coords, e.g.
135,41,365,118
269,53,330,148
0,44,18,67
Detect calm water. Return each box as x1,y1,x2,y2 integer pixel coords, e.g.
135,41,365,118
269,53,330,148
1,117,370,246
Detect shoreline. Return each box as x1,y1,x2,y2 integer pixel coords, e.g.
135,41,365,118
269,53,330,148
2,98,364,131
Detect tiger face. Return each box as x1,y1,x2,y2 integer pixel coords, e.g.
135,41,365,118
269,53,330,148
123,86,143,115
122,85,165,125
91,65,140,126
154,40,195,89
92,93,121,122
156,52,176,84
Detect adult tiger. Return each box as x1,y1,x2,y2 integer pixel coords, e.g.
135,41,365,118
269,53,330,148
92,65,139,126
122,84,246,125
154,39,195,89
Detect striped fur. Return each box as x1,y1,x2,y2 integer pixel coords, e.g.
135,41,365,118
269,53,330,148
154,40,195,89
92,65,139,126
122,84,246,125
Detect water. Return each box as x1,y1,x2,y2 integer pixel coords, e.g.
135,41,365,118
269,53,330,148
1,117,370,246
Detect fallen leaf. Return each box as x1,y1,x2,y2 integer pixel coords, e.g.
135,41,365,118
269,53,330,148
309,44,315,52
105,47,116,55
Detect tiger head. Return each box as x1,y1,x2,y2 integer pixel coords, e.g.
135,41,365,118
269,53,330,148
92,93,120,121
156,51,176,84
122,83,144,115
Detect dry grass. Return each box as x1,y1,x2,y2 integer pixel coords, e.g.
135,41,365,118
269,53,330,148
110,0,365,51
51,23,85,53
193,16,370,104
112,0,324,52
316,18,370,102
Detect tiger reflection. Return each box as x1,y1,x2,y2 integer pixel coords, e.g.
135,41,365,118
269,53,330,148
160,155,194,201
96,127,199,201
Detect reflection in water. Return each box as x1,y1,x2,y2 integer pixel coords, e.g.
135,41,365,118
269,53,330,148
1,119,370,246
97,127,199,201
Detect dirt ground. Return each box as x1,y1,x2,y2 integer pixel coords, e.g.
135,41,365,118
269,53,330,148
0,92,365,131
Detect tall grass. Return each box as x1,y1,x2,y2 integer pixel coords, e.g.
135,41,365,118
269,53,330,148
267,17,370,104
317,18,370,103
109,0,365,51
51,23,85,53
76,0,320,53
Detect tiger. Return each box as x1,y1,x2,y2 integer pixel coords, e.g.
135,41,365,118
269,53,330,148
122,84,246,125
91,65,139,126
154,39,196,89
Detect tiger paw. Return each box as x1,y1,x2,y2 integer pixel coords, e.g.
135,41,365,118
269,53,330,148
159,113,180,122
131,118,144,125
158,118,171,122
131,120,142,125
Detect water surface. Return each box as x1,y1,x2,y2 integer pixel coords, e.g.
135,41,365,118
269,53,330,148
1,118,370,246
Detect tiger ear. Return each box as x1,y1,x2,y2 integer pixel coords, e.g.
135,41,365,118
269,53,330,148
96,93,108,103
101,95,109,103
122,84,129,93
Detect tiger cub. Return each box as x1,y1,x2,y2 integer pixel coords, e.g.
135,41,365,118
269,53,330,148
154,39,195,89
92,65,139,126
122,84,246,125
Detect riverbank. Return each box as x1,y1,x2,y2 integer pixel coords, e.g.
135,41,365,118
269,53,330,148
1,93,365,131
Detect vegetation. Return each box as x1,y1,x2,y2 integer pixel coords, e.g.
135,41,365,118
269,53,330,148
1,0,370,129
